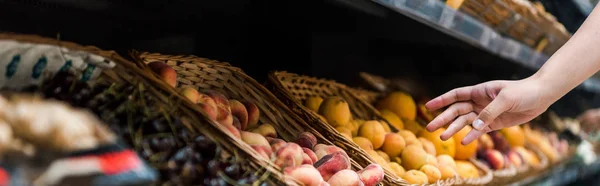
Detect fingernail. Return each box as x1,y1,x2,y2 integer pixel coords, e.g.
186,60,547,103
473,119,485,130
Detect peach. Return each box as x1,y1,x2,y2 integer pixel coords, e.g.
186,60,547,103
275,143,304,168
358,120,386,149
232,116,242,130
147,62,176,87
419,137,437,156
353,137,374,150
402,170,428,184
484,149,504,170
376,150,391,162
251,124,277,138
478,133,494,150
284,164,324,186
419,164,441,184
202,90,232,126
314,152,351,180
224,124,241,139
314,144,347,160
507,150,523,168
296,132,318,150
357,164,385,186
327,169,362,186
229,99,248,130
243,101,260,130
302,152,314,165
319,181,331,186
489,131,510,153
389,162,406,177
252,145,273,160
197,92,218,121
381,133,406,158
241,131,269,148
180,87,199,103
438,165,458,179
267,137,287,152
303,147,318,163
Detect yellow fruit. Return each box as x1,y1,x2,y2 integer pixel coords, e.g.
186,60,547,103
437,155,457,169
358,121,386,149
379,120,392,133
438,165,458,179
402,119,424,135
420,164,442,184
398,130,417,142
381,133,406,158
500,126,526,147
419,137,437,156
453,126,478,160
389,162,406,177
456,160,479,178
304,96,324,112
367,150,392,170
318,96,352,127
377,92,417,120
425,154,438,166
353,137,374,150
401,144,428,170
335,127,353,139
402,170,428,184
379,109,404,130
377,150,391,162
350,119,364,136
419,129,456,157
394,157,402,165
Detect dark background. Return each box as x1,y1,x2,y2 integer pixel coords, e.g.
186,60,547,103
0,0,596,117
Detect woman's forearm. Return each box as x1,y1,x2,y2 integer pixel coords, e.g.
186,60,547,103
532,5,600,103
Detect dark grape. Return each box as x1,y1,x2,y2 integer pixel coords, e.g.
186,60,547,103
207,160,223,177
224,163,241,179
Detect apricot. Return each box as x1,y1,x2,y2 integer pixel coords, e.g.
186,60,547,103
456,160,479,178
318,96,352,127
251,124,277,138
284,164,324,186
397,130,417,144
438,165,457,179
335,126,353,140
381,133,406,158
377,91,416,120
376,150,391,162
419,129,455,157
437,155,457,169
453,126,478,160
147,62,176,87
275,143,304,168
357,164,385,186
420,164,442,184
229,99,248,130
379,109,404,130
401,144,427,170
402,170,428,185
402,119,424,135
350,119,364,136
240,131,269,148
243,101,260,130
180,87,199,103
425,154,438,166
202,90,232,126
419,137,437,156
389,162,406,177
353,137,374,150
327,169,362,186
305,96,324,112
314,152,351,180
379,120,392,133
358,121,386,149
296,132,317,150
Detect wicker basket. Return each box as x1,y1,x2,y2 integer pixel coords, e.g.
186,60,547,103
0,33,295,185
267,71,465,186
133,53,371,176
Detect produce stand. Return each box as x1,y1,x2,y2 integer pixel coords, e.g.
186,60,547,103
0,0,598,185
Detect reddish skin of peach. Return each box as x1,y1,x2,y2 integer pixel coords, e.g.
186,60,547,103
314,152,352,181
284,164,324,186
196,93,218,121
315,145,348,164
327,169,362,186
232,116,242,130
275,143,304,168
243,101,260,129
229,99,249,130
180,87,199,103
252,145,273,160
357,164,384,186
240,131,270,148
147,62,177,87
485,149,505,170
224,124,241,139
296,132,318,150
266,137,287,152
303,147,318,163
302,152,314,165
507,150,523,168
202,90,232,126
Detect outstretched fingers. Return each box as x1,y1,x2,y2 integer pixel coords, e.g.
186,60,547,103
425,86,474,111
426,102,474,132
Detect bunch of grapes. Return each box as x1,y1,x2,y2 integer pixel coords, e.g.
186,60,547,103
14,71,273,186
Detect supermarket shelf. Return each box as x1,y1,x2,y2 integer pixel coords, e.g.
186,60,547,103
371,0,549,69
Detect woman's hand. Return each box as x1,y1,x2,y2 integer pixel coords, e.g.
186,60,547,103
425,77,554,145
